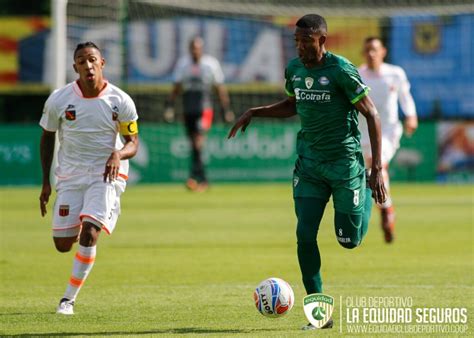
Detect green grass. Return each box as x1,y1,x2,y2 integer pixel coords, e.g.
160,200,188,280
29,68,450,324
0,183,472,337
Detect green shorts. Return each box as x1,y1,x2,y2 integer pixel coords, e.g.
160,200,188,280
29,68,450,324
293,152,366,215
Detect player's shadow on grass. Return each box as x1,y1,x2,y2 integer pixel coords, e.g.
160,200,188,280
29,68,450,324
8,328,275,336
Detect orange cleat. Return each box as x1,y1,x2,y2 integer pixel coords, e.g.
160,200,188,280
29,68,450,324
195,182,209,192
185,178,199,191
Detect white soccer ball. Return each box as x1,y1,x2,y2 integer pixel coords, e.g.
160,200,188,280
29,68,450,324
253,277,294,317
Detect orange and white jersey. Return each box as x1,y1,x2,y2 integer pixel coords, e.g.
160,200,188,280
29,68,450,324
358,63,417,148
40,80,138,178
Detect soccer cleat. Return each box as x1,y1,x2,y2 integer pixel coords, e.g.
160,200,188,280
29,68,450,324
301,318,334,330
195,182,209,192
56,298,74,315
381,207,395,243
185,178,199,191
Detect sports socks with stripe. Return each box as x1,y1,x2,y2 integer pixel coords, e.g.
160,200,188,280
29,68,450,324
63,244,96,301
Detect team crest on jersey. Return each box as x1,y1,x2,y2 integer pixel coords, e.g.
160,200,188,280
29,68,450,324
305,77,314,89
112,106,119,121
59,205,69,217
318,76,329,85
65,105,76,121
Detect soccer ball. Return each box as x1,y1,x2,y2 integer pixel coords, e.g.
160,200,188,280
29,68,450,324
253,277,294,317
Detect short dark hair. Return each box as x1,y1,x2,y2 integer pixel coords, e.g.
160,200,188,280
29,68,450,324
74,41,101,59
189,35,204,48
364,36,385,46
296,14,328,34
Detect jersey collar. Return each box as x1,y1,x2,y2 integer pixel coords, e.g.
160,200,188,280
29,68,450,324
73,80,108,98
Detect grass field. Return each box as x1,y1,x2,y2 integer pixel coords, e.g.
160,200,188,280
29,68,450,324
0,183,472,337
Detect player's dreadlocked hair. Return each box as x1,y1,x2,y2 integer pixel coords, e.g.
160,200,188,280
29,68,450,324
296,14,328,35
74,41,101,59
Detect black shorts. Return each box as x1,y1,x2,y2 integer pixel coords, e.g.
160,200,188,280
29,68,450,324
184,108,213,135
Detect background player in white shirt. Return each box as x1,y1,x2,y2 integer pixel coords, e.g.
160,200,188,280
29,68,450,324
39,42,139,314
165,36,234,191
358,36,418,243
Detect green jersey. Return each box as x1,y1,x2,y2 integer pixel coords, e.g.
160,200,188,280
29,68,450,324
285,52,369,161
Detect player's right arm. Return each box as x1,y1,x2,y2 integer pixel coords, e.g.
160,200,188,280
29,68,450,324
228,65,297,138
167,82,182,104
165,58,185,110
227,97,296,138
39,92,60,216
39,129,55,216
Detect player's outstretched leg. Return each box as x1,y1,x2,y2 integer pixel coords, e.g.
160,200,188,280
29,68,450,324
57,220,100,315
295,197,326,294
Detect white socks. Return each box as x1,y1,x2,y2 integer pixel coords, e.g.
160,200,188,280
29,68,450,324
63,244,96,301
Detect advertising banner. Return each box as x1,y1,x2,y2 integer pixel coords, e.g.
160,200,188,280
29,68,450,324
0,125,42,185
389,122,437,182
14,16,378,85
390,14,474,119
437,121,474,183
129,123,299,183
0,122,441,185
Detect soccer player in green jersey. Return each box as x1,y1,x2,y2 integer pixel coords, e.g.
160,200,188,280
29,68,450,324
228,14,386,330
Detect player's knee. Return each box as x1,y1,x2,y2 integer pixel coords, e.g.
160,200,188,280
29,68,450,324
53,238,75,252
55,245,72,253
296,226,320,245
79,220,101,246
335,212,363,249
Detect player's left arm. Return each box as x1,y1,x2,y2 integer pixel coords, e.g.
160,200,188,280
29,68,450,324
355,95,387,204
104,94,139,182
336,65,386,203
214,84,234,123
104,125,139,182
211,58,234,123
398,69,418,136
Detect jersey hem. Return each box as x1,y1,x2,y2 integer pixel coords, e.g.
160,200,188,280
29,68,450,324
52,223,82,230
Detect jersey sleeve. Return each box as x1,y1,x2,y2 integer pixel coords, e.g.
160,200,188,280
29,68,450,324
397,67,417,117
337,64,369,104
284,67,295,97
209,56,225,84
39,92,60,131
118,94,139,135
173,58,187,83
119,94,138,122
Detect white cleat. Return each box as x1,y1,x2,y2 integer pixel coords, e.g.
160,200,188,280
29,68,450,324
56,298,74,315
301,318,334,330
